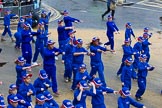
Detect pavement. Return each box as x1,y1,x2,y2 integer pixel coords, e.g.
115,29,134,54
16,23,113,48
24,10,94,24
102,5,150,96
0,1,162,108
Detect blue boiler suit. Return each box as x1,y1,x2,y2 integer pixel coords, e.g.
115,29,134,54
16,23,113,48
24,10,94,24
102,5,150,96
135,61,151,98
142,39,151,62
64,43,74,79
21,29,38,64
15,64,30,88
90,45,107,87
14,21,24,48
57,25,69,60
33,77,52,95
7,104,23,108
43,47,62,93
104,20,119,50
40,12,51,46
117,45,134,75
73,89,94,108
71,47,88,90
118,96,144,108
2,13,16,37
32,29,46,63
63,15,80,33
133,42,143,69
18,82,36,103
121,65,136,90
34,103,49,108
125,28,135,41
91,86,114,108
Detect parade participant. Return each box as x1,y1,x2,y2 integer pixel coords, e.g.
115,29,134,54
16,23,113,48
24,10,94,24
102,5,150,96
89,37,110,87
71,39,94,89
90,78,118,108
7,95,22,108
39,10,51,46
0,95,6,108
143,27,152,38
133,36,144,70
1,10,18,42
142,33,151,62
63,10,82,33
73,80,96,108
57,19,73,62
33,69,52,95
35,94,49,108
15,56,40,88
125,22,135,42
71,64,94,90
14,17,25,49
43,40,64,96
116,39,135,77
32,22,51,65
104,15,119,53
64,38,75,83
118,87,146,108
7,84,31,107
61,100,74,108
18,73,36,106
121,57,136,90
101,0,117,20
43,91,59,108
21,22,38,64
135,54,155,101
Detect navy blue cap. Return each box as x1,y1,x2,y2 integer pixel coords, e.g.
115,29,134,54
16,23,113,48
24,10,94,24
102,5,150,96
17,56,26,62
92,37,100,42
58,19,63,24
121,87,131,96
47,40,55,45
76,39,83,44
62,100,74,108
43,91,53,100
92,78,102,86
79,80,89,88
79,64,86,69
107,15,112,19
24,22,30,28
137,36,144,41
9,84,17,90
36,94,46,102
139,54,147,59
23,73,32,79
125,57,133,63
39,69,48,79
63,10,69,14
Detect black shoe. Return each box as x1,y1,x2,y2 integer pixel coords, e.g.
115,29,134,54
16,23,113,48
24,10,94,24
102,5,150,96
136,97,141,101
101,15,104,20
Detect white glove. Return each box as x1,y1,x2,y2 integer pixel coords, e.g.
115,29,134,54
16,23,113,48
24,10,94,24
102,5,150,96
41,88,44,91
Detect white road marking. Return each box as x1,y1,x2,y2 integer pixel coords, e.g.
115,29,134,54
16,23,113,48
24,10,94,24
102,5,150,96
123,6,162,12
136,0,162,8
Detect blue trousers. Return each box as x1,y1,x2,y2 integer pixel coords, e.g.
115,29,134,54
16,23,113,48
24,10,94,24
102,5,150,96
59,39,68,60
14,32,22,48
32,42,44,62
117,62,124,75
2,25,12,37
135,77,146,98
92,104,106,108
44,64,58,93
64,60,73,79
21,43,32,64
123,81,132,90
71,64,80,90
90,62,107,87
104,36,114,50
